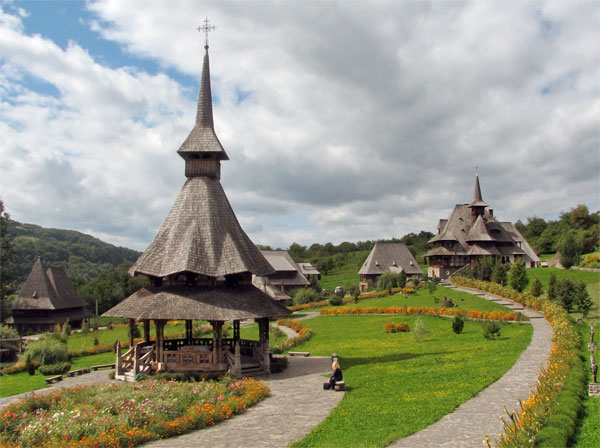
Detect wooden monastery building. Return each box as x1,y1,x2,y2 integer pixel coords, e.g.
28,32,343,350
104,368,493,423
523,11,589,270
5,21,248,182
424,174,540,280
103,33,289,380
252,250,314,304
7,258,91,335
358,242,422,291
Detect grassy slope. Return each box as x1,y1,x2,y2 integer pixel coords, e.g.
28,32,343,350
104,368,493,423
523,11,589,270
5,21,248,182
573,322,600,448
336,286,518,313
319,251,370,292
290,314,532,447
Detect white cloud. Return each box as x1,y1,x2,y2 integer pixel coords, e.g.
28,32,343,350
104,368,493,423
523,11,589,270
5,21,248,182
0,1,598,252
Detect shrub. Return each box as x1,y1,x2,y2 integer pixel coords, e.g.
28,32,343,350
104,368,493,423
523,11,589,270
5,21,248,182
530,277,543,297
413,317,430,342
38,362,72,375
559,231,582,269
23,334,70,366
384,322,409,333
293,288,320,306
377,272,406,291
482,321,501,340
491,261,509,285
573,281,592,316
329,295,343,306
509,260,528,292
452,315,464,334
81,320,90,334
0,324,19,340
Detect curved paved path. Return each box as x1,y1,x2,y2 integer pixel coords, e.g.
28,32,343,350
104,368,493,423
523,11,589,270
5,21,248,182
143,356,343,448
391,286,553,448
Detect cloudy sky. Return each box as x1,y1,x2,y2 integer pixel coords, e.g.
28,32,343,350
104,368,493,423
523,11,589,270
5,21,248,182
0,0,598,251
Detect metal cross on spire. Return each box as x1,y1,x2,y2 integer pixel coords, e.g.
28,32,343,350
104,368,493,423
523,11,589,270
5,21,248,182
197,17,216,49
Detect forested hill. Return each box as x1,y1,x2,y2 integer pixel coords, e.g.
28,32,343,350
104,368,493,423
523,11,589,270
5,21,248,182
7,220,141,285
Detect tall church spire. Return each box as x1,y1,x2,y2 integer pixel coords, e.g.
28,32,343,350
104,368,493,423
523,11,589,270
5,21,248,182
467,171,489,221
177,19,228,178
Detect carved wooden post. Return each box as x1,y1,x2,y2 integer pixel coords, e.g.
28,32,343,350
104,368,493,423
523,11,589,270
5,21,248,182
133,343,140,375
128,319,135,348
116,341,122,376
154,319,164,367
233,341,242,378
143,320,151,344
186,320,193,346
257,318,270,374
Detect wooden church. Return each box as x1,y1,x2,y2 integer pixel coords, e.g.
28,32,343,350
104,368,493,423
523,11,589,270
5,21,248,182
7,258,91,335
103,28,290,380
424,174,540,279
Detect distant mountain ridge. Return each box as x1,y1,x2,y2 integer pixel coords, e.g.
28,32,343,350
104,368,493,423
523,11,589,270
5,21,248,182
7,220,141,286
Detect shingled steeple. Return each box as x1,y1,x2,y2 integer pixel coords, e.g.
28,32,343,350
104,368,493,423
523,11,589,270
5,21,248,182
177,43,228,179
467,172,489,221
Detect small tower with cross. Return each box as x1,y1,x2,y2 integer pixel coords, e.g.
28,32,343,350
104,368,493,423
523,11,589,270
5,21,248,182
178,18,227,178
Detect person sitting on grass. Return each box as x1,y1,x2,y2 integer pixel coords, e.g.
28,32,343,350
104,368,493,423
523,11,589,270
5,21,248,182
328,361,343,389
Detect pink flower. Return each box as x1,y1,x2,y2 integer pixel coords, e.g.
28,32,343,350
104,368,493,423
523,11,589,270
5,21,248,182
217,395,223,401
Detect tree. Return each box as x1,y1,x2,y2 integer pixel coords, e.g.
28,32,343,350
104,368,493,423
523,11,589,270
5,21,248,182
558,231,581,269
554,278,575,311
573,281,592,316
377,272,405,292
509,260,528,292
491,261,509,285
0,199,16,320
315,256,334,276
530,277,543,297
293,288,319,306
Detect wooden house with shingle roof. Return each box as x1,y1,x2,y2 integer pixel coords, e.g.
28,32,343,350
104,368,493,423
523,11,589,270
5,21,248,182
103,33,289,380
424,174,539,279
7,258,91,334
252,250,312,304
358,242,422,291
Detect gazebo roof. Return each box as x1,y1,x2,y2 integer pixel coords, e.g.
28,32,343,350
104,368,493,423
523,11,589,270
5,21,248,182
103,285,290,321
130,176,274,278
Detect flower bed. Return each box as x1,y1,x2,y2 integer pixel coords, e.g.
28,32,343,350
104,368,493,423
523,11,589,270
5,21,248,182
320,305,523,321
0,375,268,447
452,276,582,447
271,320,313,354
384,322,410,333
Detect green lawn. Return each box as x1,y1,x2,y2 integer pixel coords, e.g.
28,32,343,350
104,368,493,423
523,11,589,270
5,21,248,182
345,286,517,314
573,322,600,448
290,314,532,447
319,251,370,292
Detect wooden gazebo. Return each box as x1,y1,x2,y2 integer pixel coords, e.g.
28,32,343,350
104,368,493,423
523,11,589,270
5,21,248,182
103,33,289,380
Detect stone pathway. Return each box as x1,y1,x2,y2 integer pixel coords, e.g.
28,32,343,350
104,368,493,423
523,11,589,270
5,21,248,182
390,286,553,448
143,356,343,448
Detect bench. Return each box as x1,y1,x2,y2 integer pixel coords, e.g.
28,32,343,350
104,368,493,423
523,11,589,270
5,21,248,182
66,368,90,377
45,375,63,384
288,351,310,357
334,381,346,391
91,363,115,371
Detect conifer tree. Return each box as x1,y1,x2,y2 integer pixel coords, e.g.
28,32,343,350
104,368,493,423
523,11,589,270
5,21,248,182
509,259,528,292
530,276,543,297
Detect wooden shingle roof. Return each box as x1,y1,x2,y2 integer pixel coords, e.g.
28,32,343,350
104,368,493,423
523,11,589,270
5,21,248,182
358,242,422,276
177,48,228,160
130,177,274,278
12,258,90,311
103,285,289,321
